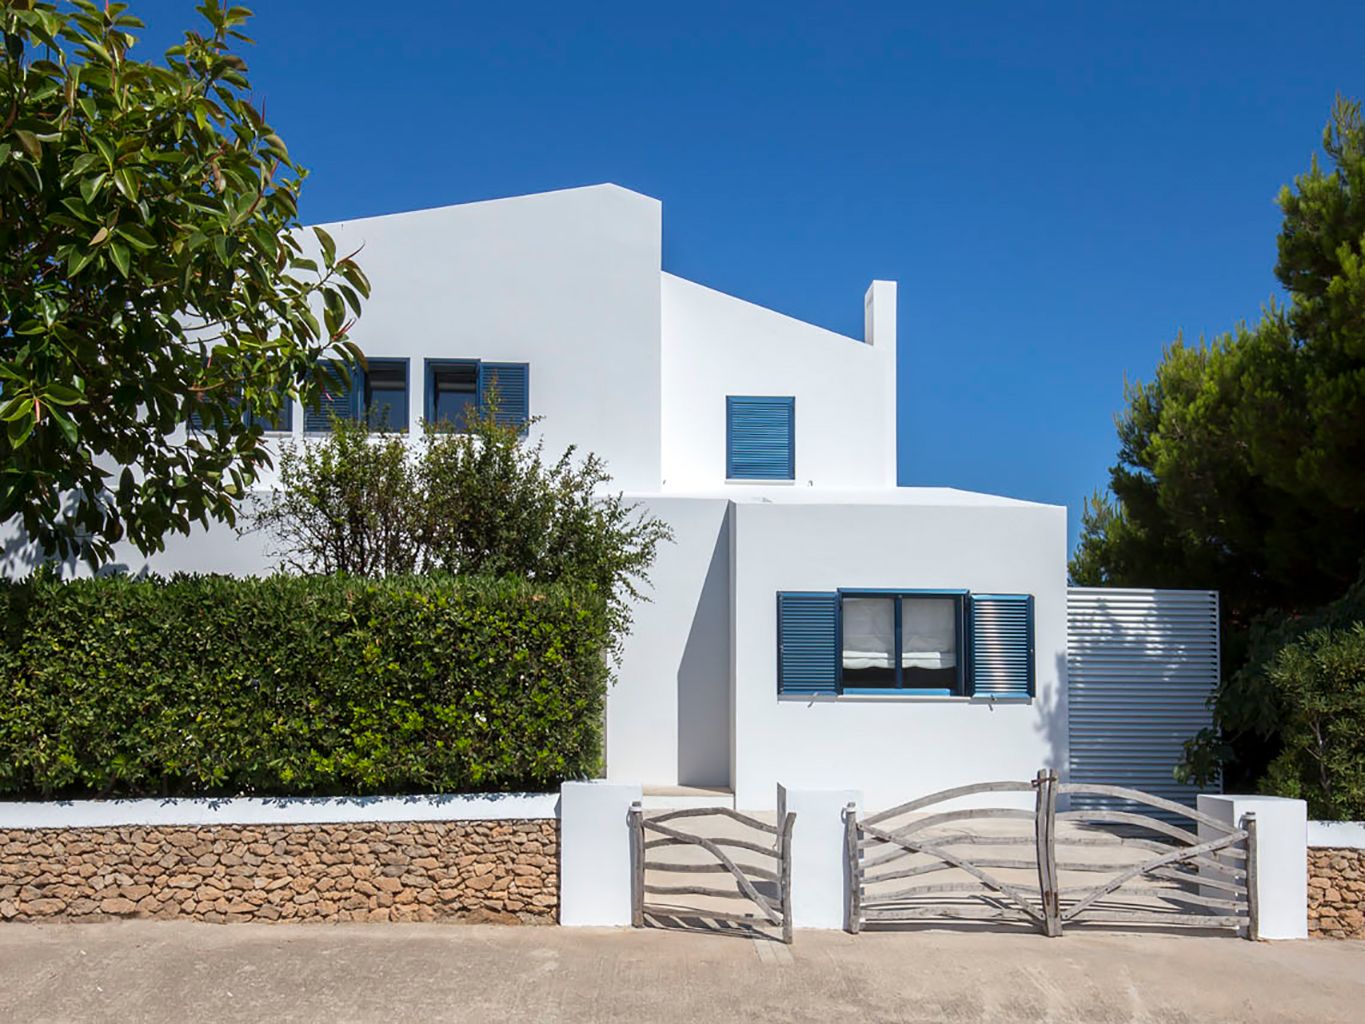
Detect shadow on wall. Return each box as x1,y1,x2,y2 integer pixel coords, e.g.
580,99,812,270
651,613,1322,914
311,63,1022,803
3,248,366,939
1031,650,1068,776
676,513,730,789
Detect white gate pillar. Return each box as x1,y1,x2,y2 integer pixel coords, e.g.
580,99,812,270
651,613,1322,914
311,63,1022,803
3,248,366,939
1198,794,1307,939
560,780,641,926
778,784,862,929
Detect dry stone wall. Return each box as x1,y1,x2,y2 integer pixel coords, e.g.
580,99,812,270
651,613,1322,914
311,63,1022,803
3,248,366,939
0,820,557,924
1308,847,1365,939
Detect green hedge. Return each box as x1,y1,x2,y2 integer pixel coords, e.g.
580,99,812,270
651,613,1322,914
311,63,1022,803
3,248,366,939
0,573,610,799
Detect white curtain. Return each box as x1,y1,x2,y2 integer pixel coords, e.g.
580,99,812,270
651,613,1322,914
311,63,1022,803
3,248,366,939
841,598,895,669
901,597,957,669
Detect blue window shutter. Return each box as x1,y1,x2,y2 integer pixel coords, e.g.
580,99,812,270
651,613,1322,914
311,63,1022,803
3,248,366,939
777,592,838,695
727,396,794,480
480,362,530,431
969,594,1035,699
304,360,358,433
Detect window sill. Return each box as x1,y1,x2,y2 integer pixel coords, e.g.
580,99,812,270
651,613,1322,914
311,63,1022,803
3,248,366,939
726,478,796,486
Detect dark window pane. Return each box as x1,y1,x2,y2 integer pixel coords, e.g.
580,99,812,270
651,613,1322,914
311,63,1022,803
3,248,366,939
430,361,478,429
364,360,408,432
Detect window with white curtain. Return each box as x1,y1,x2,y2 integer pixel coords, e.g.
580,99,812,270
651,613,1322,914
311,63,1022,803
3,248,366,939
839,591,963,694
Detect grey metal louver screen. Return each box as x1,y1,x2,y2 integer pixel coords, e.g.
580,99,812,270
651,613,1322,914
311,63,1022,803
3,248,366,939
1067,588,1219,819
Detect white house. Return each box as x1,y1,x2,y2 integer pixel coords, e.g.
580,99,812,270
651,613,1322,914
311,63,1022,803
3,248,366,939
2,183,1069,811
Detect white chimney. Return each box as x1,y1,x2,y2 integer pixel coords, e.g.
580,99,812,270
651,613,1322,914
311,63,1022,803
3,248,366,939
864,280,898,486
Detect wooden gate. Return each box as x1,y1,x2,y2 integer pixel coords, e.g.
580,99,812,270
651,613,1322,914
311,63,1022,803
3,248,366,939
847,770,1258,939
628,803,796,943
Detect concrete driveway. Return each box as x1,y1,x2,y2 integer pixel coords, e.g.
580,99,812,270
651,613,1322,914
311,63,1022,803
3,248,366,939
0,921,1361,1024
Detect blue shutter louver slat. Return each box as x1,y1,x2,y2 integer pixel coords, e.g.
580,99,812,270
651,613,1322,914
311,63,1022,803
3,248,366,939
969,594,1034,699
481,362,530,431
727,396,794,480
304,361,357,433
777,592,838,695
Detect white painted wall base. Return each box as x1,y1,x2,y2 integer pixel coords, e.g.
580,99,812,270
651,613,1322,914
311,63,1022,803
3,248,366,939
0,792,558,828
1198,794,1308,940
559,780,641,926
778,785,861,930
1308,820,1365,849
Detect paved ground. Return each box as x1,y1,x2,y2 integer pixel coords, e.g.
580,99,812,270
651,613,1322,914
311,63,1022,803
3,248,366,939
1,921,1362,1023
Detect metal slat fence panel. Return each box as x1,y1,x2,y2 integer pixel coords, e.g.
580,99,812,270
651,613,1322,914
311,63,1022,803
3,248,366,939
1066,588,1219,819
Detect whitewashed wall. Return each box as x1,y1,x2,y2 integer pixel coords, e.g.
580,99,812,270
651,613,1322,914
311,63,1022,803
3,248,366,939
660,275,896,491
728,491,1068,811
606,496,731,789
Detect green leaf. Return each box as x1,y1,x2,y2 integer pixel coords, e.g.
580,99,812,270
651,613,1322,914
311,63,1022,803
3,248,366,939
13,129,41,160
109,242,131,278
113,167,139,202
313,226,337,265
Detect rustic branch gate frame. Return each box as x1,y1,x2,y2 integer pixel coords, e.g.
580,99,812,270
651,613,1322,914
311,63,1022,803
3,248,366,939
629,803,796,944
847,770,1259,939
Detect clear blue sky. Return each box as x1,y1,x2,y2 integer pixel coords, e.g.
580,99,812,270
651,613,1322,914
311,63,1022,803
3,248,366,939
131,1,1365,552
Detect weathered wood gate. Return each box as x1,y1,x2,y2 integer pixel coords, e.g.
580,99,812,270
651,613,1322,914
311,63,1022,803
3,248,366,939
847,770,1258,939
628,803,796,943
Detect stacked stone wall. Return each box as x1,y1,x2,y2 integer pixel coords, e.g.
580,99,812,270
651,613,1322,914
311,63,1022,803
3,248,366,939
0,820,557,924
1308,847,1365,939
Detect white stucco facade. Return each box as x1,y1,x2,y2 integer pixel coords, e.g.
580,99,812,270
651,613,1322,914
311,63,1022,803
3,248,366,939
2,183,1070,813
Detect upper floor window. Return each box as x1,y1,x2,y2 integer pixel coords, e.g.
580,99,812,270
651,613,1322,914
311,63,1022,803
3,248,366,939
364,359,409,432
425,360,530,432
727,396,794,481
304,358,410,434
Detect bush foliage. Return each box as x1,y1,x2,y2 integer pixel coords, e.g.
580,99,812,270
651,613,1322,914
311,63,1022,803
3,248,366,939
1261,624,1365,820
250,410,672,662
0,572,609,799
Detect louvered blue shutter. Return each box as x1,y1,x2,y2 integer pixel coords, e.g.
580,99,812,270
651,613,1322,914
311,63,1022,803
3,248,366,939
304,360,358,433
969,594,1035,699
777,592,838,695
727,396,795,480
480,362,530,431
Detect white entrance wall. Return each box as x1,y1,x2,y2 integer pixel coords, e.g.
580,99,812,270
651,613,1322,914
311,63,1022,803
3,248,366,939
606,496,731,789
729,491,1068,811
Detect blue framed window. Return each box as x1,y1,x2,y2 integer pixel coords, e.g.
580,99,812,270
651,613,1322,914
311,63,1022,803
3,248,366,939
303,358,411,434
304,359,359,434
425,359,530,433
727,396,794,480
776,588,1035,699
363,358,409,432
839,590,967,696
246,391,293,432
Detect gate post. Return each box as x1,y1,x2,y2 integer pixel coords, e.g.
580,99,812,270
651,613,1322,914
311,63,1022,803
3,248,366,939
1243,812,1260,941
778,811,795,945
1033,768,1062,937
628,801,644,928
844,802,861,934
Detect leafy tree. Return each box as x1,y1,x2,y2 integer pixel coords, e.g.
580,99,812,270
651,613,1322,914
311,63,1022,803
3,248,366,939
251,409,674,659
1261,624,1365,820
0,0,368,563
1072,97,1365,788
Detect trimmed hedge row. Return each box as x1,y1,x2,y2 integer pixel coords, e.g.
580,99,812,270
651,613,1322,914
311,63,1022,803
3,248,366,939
0,573,610,798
